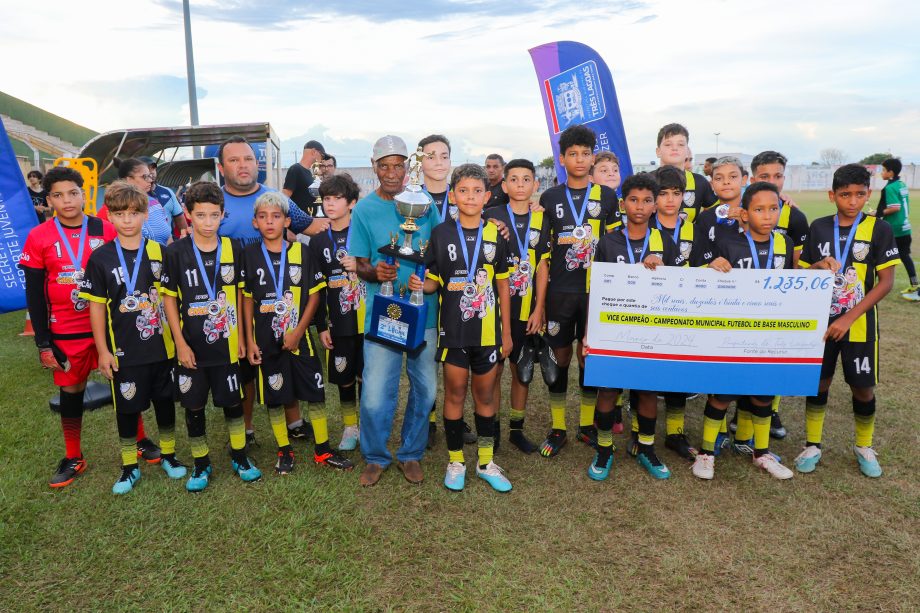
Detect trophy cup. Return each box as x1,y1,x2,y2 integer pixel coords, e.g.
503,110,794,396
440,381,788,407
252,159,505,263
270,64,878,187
366,148,434,351
308,160,325,218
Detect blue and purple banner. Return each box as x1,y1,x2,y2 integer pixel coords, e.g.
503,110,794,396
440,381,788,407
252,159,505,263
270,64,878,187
529,41,633,184
0,117,37,313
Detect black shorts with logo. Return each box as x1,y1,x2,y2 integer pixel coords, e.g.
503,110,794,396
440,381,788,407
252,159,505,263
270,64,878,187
113,359,174,414
257,350,326,406
439,346,500,375
544,291,588,348
327,333,364,386
175,362,244,410
821,338,878,388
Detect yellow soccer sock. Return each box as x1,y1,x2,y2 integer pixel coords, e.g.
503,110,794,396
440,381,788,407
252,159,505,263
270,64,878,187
752,413,771,451
772,395,781,413
158,425,176,456
477,438,494,467
120,438,137,466
735,410,754,441
701,417,722,452
341,401,358,427
854,414,875,448
226,415,246,451
189,436,209,459
267,406,290,448
549,392,567,430
719,415,728,435
616,394,624,408
430,409,437,423
665,407,684,436
805,405,826,445
597,428,614,448
579,390,597,428
631,411,639,434
448,449,465,464
308,403,329,445
637,432,654,447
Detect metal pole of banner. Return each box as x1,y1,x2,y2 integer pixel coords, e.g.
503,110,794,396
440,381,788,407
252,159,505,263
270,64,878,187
714,132,721,155
183,0,201,159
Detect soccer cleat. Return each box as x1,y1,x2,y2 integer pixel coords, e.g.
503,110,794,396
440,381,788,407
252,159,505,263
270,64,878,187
287,423,313,441
728,411,738,434
232,457,263,482
245,431,258,448
899,284,919,294
627,432,639,458
275,448,295,475
314,450,354,470
732,438,781,462
577,425,598,448
136,438,161,464
515,336,536,385
753,453,794,480
901,291,920,302
637,450,671,480
537,335,560,387
539,429,567,457
691,453,715,480
463,421,478,445
186,464,212,492
476,462,512,492
794,445,822,473
49,456,87,488
587,451,613,481
443,462,466,491
712,432,731,457
665,432,698,462
338,425,359,451
427,421,437,450
853,446,882,478
769,412,788,439
160,455,188,479
112,466,141,495
509,430,538,454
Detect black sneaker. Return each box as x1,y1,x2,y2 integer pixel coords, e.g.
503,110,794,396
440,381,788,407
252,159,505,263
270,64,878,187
537,335,560,387
427,421,437,450
314,450,354,470
509,430,538,454
463,421,478,445
49,456,87,488
136,438,161,464
539,429,567,457
664,432,698,462
577,425,598,448
770,412,787,439
275,448,295,475
288,422,313,441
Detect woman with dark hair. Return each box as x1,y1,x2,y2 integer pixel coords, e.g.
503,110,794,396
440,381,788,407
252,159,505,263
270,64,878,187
97,158,175,244
27,170,51,222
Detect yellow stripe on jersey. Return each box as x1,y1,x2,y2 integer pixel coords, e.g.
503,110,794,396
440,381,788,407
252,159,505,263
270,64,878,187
683,171,698,222
217,237,240,364
649,228,664,254
481,223,499,346
145,240,175,359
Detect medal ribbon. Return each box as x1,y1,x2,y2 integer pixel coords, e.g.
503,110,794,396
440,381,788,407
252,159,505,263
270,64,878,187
565,182,592,230
506,204,531,263
326,226,351,256
655,215,682,245
455,218,484,285
424,185,451,223
192,238,223,302
53,216,88,275
833,212,863,266
623,226,650,265
744,231,774,269
261,241,287,301
115,237,146,299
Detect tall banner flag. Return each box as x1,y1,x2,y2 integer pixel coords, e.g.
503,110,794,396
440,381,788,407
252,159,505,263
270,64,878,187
0,117,38,313
529,41,633,184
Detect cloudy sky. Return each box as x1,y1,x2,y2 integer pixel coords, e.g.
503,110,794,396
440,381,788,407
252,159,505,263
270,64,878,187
3,0,919,167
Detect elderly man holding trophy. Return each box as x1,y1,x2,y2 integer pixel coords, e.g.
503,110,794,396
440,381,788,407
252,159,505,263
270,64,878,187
350,136,441,487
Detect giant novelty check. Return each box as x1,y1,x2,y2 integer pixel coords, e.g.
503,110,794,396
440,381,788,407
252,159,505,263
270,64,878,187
583,263,834,395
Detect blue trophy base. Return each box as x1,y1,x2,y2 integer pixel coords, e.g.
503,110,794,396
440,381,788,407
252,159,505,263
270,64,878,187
366,294,428,352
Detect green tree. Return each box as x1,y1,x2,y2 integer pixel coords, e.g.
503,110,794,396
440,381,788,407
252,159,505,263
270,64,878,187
539,156,555,169
859,152,893,165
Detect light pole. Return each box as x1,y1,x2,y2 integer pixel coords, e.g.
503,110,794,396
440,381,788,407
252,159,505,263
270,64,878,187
183,0,200,157
714,132,721,155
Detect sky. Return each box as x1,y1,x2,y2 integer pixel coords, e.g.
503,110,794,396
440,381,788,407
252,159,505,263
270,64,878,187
3,0,919,167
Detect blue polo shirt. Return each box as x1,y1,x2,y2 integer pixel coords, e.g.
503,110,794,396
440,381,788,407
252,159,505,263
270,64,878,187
218,184,313,246
350,190,440,330
151,184,183,218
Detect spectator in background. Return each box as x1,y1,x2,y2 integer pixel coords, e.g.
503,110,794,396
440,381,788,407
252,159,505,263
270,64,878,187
704,156,717,179
684,151,694,172
139,156,188,238
484,153,509,208
27,170,51,223
96,158,180,245
282,140,325,215
320,154,337,178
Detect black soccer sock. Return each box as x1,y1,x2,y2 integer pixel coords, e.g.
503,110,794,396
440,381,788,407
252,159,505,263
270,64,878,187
115,410,140,469
637,413,656,453
444,417,465,463
185,408,210,468
474,413,496,468
749,401,773,457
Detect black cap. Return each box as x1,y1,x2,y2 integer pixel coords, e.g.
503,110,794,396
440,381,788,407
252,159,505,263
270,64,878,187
139,155,158,167
303,140,326,155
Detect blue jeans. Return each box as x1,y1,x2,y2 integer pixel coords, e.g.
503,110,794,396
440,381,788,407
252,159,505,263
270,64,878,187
359,328,437,468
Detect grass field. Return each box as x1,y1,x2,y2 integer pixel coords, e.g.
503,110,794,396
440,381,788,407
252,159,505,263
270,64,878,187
2,192,919,612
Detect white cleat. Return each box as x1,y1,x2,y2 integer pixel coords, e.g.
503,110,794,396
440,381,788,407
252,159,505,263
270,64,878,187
691,453,715,480
753,453,794,480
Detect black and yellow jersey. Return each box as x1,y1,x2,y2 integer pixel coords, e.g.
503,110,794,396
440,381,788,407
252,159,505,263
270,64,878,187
650,213,695,266
308,226,366,336
681,170,718,222
425,220,510,349
775,200,809,252
80,239,174,366
800,214,899,342
691,204,745,267
539,182,622,293
594,227,679,267
242,241,326,357
714,231,794,270
161,236,243,367
483,205,550,322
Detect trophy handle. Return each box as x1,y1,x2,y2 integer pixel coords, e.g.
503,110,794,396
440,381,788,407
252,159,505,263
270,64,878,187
380,253,397,297
410,262,426,306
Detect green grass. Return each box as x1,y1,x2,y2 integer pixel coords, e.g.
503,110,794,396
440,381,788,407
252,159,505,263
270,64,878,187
2,196,920,611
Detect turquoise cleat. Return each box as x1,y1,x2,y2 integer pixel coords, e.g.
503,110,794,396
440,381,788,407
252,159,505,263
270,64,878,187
587,452,613,481
637,451,671,480
854,446,882,478
794,446,822,473
476,462,512,492
186,465,212,492
160,456,188,479
443,462,466,492
112,466,140,495
232,457,263,482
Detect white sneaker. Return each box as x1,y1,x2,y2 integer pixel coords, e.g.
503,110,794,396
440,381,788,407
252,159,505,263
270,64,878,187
691,453,715,480
753,453,794,479
901,291,920,302
338,425,359,451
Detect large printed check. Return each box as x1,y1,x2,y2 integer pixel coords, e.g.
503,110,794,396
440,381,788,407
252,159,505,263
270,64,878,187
583,263,834,395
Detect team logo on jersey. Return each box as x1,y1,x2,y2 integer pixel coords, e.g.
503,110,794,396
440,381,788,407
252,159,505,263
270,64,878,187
71,289,88,311
488,350,497,364
587,199,601,218
830,266,864,317
289,265,302,285
852,241,870,262
270,291,297,340
339,275,366,314
529,229,541,247
89,238,104,250
679,241,692,261
459,268,495,322
221,264,234,284
683,191,695,206
178,375,192,393
120,382,137,400
334,356,348,372
483,242,496,263
268,373,284,391
136,287,164,340
564,225,595,271
547,320,560,336
773,255,786,270
150,261,162,280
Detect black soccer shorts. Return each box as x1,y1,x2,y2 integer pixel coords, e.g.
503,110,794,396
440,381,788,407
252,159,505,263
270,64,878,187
257,350,326,406
326,333,364,386
439,346,500,375
112,359,174,414
544,292,589,348
821,338,878,388
175,362,244,409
